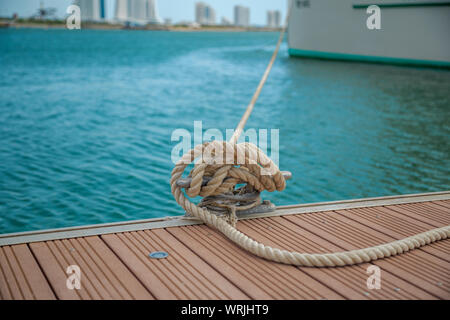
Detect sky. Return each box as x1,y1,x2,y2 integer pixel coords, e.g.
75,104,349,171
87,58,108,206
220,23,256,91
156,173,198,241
0,0,288,26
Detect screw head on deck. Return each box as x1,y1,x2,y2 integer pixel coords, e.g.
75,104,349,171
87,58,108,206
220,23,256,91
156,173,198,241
149,251,169,259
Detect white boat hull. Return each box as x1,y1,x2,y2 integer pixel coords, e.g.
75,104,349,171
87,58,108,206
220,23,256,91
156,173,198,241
287,0,450,67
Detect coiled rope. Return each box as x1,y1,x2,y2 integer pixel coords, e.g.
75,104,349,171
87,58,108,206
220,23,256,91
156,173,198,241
170,8,450,267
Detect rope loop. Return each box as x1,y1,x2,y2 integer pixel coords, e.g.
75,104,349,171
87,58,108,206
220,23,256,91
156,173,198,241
171,141,285,227
170,141,450,267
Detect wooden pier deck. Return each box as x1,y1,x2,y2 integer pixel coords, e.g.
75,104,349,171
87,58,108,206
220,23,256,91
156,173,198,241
0,192,449,300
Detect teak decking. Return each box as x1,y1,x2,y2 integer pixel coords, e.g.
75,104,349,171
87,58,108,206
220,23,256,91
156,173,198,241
0,192,449,300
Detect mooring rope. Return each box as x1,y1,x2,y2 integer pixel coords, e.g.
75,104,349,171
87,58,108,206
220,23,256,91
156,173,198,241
170,7,450,267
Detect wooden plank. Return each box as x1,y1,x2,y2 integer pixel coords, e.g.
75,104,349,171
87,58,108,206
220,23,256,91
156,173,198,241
168,227,273,299
128,230,220,299
117,231,200,299
102,233,177,299
102,229,247,300
238,218,373,299
0,248,12,299
11,244,56,300
0,245,54,300
54,239,105,299
0,246,24,299
50,239,102,299
82,236,153,300
240,216,436,300
260,191,450,219
29,236,154,300
422,202,450,213
3,246,34,299
386,203,450,226
382,204,443,228
29,242,81,300
168,224,344,300
335,207,449,262
285,210,450,299
433,200,450,209
149,229,248,299
65,238,119,299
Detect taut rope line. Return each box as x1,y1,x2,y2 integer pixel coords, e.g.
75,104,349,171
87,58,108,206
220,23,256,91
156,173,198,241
170,7,450,267
229,14,288,145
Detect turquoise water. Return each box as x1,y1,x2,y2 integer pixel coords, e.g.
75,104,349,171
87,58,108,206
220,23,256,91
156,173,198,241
0,29,449,234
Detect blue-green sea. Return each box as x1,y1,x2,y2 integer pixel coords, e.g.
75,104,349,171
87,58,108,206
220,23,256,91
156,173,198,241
0,29,449,234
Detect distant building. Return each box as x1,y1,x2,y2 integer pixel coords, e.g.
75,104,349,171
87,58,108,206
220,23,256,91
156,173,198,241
115,0,161,25
75,0,106,22
267,10,281,28
115,0,128,21
195,2,216,25
221,17,232,26
145,0,160,24
234,5,249,27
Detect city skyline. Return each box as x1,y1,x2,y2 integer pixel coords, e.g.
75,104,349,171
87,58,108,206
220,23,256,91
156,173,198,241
195,2,216,25
74,0,106,21
115,0,161,24
267,9,281,28
0,0,286,26
234,5,250,27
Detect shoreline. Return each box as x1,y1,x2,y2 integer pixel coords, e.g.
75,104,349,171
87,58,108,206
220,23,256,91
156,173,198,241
0,20,282,32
